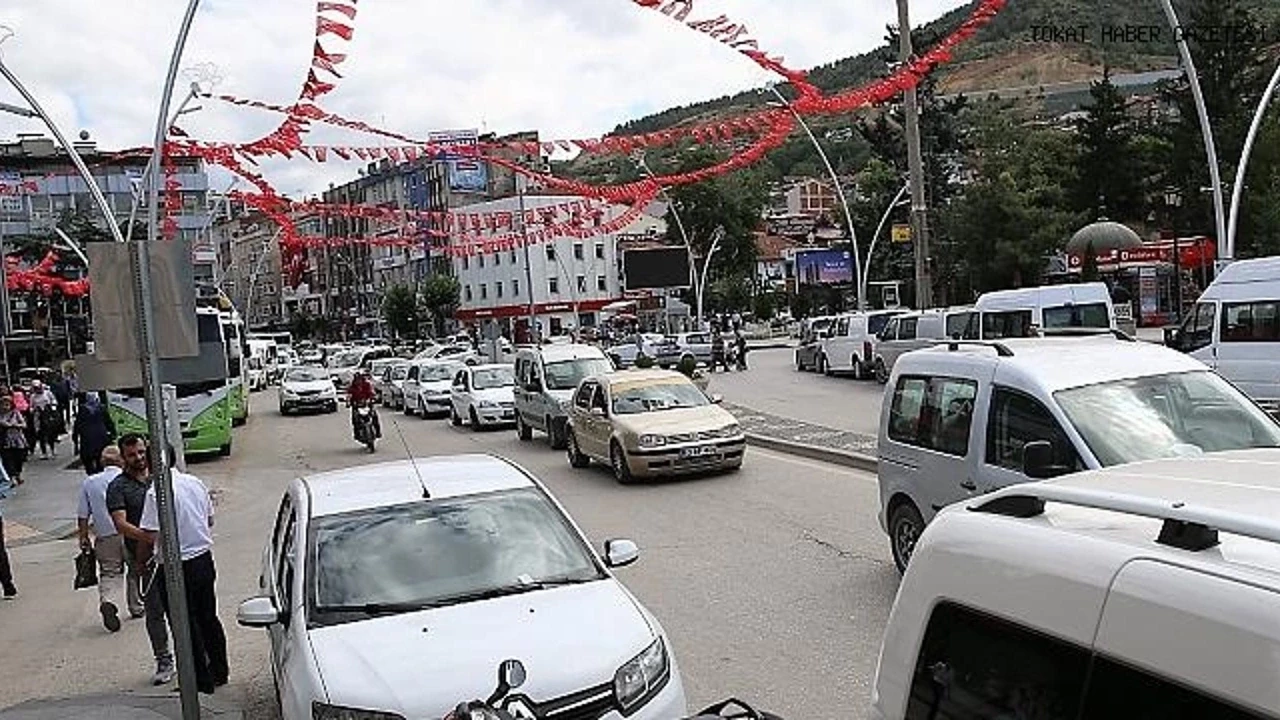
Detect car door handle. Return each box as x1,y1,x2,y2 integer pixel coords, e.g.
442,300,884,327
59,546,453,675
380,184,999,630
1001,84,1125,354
960,480,977,491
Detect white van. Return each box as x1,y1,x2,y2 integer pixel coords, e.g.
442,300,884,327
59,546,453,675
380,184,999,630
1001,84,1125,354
1167,256,1280,417
964,282,1116,339
877,334,1280,571
514,344,615,448
247,338,281,385
871,449,1280,720
871,307,973,383
818,310,906,378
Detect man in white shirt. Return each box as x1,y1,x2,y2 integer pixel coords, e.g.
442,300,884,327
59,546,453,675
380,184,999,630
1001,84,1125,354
77,446,125,632
139,447,228,695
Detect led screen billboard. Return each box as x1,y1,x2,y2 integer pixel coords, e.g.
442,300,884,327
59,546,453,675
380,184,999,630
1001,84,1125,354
796,249,853,285
429,130,488,193
622,247,691,290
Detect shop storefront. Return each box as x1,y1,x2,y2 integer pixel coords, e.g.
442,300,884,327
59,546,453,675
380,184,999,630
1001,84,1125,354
1065,236,1216,327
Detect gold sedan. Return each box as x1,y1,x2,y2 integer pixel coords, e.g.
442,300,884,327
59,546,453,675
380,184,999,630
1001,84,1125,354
564,370,746,483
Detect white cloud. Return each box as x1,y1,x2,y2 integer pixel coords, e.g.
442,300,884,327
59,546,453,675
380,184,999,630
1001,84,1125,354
0,0,969,195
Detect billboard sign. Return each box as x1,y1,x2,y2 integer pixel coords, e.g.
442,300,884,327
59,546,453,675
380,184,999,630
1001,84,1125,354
429,129,488,194
622,247,691,290
796,249,853,285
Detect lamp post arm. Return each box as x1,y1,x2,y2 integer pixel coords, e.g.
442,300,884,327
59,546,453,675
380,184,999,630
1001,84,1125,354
125,86,201,244
1227,60,1280,259
862,183,911,304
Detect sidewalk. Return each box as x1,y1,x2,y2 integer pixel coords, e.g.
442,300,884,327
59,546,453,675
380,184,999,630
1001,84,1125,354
723,401,878,472
0,691,242,720
2,452,83,547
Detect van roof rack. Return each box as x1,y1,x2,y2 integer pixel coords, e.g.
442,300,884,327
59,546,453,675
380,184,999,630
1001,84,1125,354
945,340,1014,357
1037,328,1134,341
972,484,1280,552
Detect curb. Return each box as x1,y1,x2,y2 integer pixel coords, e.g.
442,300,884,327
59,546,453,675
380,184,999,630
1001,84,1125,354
745,433,878,473
7,520,78,548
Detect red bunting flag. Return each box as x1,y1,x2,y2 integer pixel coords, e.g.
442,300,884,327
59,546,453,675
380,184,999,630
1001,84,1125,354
316,17,353,41
317,2,357,20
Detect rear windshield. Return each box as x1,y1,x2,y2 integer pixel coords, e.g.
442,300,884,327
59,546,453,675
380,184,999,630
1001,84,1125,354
1042,302,1110,329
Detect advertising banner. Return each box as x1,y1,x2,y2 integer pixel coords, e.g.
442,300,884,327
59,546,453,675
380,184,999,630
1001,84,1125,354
428,129,488,194
796,249,853,285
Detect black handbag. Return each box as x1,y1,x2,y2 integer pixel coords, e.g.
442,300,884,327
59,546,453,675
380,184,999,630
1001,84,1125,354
74,547,98,589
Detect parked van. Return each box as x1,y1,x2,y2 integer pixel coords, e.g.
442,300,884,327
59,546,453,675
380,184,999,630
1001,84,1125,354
514,344,615,448
871,306,973,383
964,282,1116,339
871,449,1280,720
1166,256,1280,418
818,310,906,378
247,338,281,385
877,334,1280,571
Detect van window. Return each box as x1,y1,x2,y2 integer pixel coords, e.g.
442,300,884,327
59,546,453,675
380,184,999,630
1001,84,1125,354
868,313,895,336
946,312,971,340
1081,655,1269,719
835,317,850,336
904,602,1090,720
1221,301,1280,342
880,318,899,341
986,387,1083,472
888,376,978,456
983,310,1034,339
1042,302,1110,329
899,317,918,340
1181,302,1216,352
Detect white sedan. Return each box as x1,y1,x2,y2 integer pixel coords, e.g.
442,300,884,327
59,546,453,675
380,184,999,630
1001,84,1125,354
450,364,517,429
404,360,464,417
237,455,687,720
278,366,339,415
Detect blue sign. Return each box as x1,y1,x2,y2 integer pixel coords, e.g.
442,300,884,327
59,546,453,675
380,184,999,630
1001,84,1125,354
429,130,488,194
796,250,853,285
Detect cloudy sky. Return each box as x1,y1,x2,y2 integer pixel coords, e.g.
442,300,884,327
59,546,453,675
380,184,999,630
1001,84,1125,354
0,0,967,195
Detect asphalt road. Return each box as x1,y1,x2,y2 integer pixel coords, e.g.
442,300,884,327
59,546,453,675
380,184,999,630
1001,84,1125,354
710,348,886,438
0,390,899,719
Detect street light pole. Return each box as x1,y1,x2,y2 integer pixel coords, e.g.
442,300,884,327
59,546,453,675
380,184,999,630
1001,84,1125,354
698,228,725,326
516,174,537,342
633,154,711,329
766,85,865,311
125,85,203,245
861,182,911,306
1227,60,1280,261
895,0,933,309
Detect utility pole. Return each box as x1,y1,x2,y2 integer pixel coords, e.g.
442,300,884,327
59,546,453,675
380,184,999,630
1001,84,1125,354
517,172,536,343
897,0,933,309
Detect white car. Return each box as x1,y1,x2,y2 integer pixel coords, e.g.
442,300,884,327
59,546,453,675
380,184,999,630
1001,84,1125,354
278,366,339,415
404,360,464,417
237,455,687,720
450,364,517,429
247,356,268,392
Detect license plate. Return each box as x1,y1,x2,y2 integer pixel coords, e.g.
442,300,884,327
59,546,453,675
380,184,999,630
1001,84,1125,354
680,445,719,458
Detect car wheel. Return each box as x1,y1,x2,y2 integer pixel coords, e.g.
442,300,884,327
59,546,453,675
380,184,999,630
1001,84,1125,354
852,355,866,380
548,416,567,450
450,405,462,427
516,414,533,441
889,501,926,574
469,406,481,430
566,430,590,468
874,359,889,385
610,441,637,485
279,405,288,416
417,398,428,418
218,443,232,457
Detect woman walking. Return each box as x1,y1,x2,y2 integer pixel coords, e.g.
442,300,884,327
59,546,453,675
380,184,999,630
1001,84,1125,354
0,395,29,487
31,380,61,459
73,393,116,475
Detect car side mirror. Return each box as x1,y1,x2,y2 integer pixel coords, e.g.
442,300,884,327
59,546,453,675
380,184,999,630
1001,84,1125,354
604,538,640,568
236,596,281,628
709,393,724,404
1022,440,1060,480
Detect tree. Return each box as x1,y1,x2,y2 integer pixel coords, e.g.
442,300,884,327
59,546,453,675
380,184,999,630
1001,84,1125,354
382,284,421,339
1075,72,1144,221
420,273,461,337
290,311,316,341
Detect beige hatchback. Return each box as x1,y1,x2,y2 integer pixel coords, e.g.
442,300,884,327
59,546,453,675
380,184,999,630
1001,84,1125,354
565,370,745,483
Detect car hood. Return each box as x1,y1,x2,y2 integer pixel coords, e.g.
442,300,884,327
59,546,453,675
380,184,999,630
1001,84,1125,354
613,405,737,435
309,580,655,718
472,386,515,403
282,380,335,394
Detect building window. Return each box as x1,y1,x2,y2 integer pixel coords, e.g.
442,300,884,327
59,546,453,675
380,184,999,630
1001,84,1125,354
462,256,469,270
480,284,488,300
573,243,584,260
595,242,605,260
512,278,520,297
464,285,473,302
597,275,607,292
548,277,559,295
496,281,504,299
494,253,501,266
478,254,485,268
546,245,556,261
577,275,587,294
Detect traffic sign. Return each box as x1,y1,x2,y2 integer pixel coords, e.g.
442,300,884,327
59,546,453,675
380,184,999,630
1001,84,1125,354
891,224,912,243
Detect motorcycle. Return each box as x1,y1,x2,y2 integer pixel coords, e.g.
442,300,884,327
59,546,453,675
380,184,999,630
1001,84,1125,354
447,660,783,720
352,401,377,453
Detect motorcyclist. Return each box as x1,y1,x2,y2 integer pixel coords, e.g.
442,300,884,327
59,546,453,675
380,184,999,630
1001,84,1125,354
347,371,381,439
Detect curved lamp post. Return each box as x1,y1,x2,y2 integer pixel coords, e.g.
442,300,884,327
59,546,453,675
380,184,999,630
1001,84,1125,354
861,182,910,306
632,154,713,330
1227,61,1280,260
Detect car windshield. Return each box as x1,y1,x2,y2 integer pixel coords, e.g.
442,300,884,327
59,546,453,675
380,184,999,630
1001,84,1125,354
421,364,459,382
544,358,614,390
612,381,709,415
1054,370,1280,466
391,364,410,381
472,367,514,390
310,488,603,618
1042,302,1110,329
330,351,361,369
285,368,327,383
868,313,896,335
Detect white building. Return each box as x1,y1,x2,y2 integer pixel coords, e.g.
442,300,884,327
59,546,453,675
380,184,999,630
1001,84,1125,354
451,195,664,339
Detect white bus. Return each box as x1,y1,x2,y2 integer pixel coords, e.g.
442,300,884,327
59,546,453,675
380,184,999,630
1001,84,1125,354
220,308,250,426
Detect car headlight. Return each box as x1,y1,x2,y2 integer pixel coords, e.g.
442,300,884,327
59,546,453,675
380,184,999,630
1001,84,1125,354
311,702,405,720
638,434,667,448
721,423,741,437
281,387,297,398
614,637,669,712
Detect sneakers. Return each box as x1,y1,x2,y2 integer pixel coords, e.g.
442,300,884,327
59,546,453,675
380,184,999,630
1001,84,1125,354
100,602,121,632
2,584,16,599
152,659,176,686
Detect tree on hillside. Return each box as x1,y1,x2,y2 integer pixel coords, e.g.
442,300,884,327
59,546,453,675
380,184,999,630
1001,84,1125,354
383,284,421,339
420,273,460,337
663,147,768,285
1075,71,1144,222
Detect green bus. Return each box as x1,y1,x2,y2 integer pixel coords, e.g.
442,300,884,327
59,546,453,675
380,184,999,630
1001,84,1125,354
107,307,234,457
